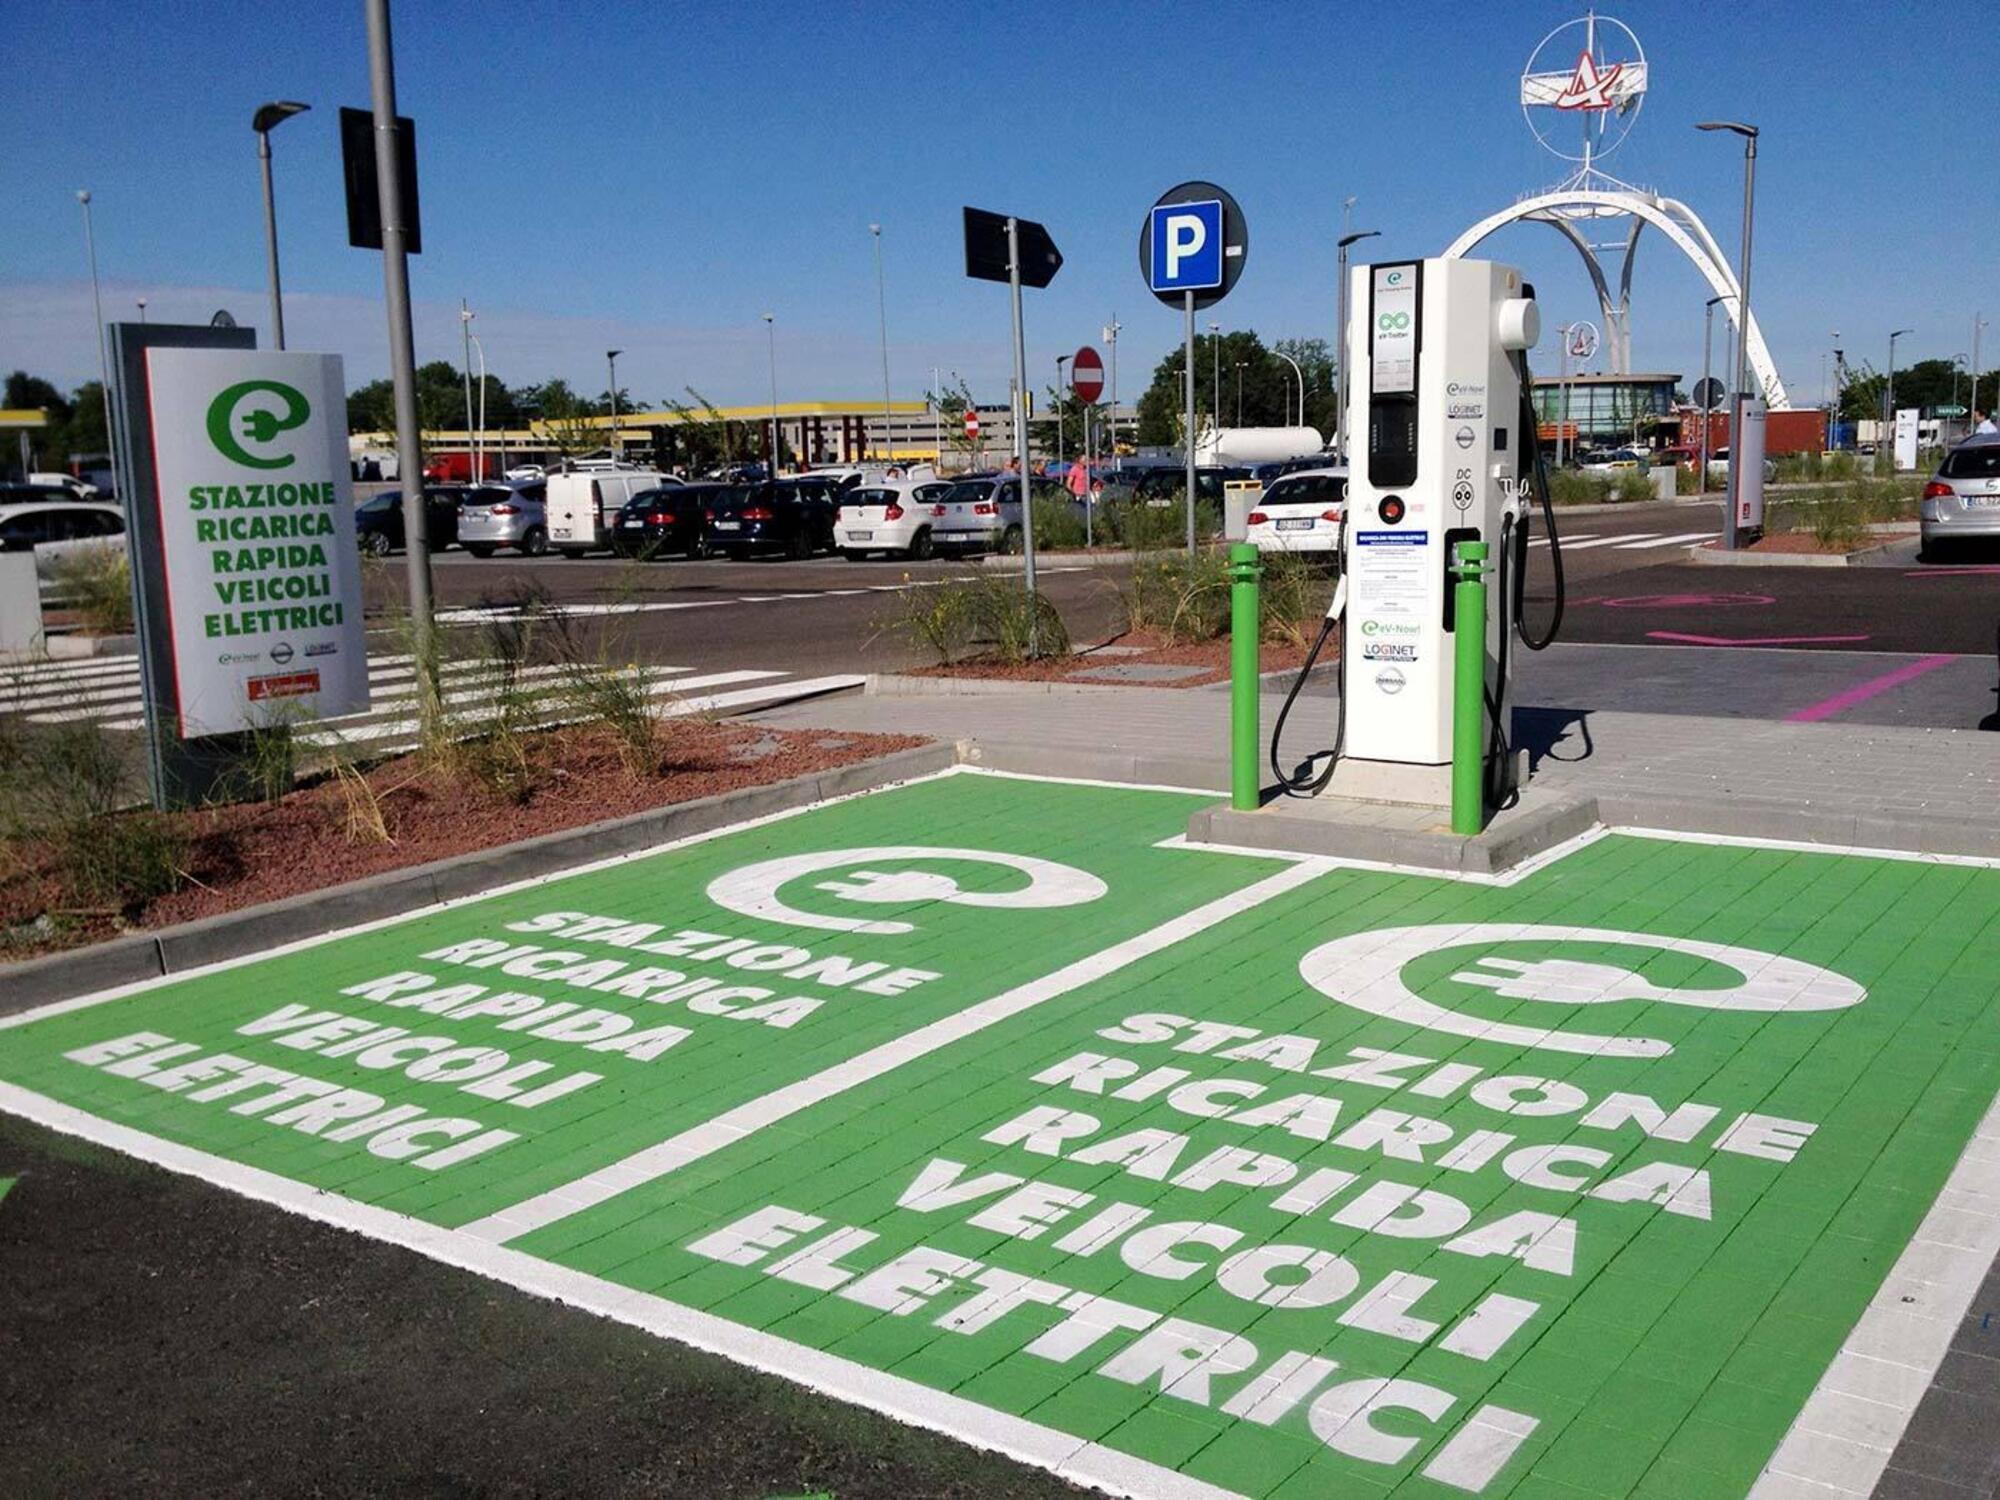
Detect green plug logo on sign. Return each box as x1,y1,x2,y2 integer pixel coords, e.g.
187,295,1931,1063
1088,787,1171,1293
206,380,312,469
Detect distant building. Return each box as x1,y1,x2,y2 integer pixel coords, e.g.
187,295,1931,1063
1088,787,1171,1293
352,397,1133,479
1530,372,1679,450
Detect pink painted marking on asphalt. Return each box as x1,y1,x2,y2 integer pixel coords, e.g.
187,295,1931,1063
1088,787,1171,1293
1905,566,2000,577
1647,631,1871,647
1605,592,1776,609
1785,653,1961,724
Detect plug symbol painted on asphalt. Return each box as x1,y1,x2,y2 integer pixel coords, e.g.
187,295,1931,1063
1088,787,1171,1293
707,846,1107,935
817,869,969,904
1452,956,1673,1006
1299,924,1867,1059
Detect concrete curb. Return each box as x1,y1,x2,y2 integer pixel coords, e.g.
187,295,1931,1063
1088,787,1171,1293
0,741,958,1016
863,673,1132,698
3,632,139,664
956,738,1227,794
979,551,1136,570
1187,791,1600,876
1685,537,1910,568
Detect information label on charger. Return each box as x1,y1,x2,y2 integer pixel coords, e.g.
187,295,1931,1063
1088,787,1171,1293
1371,265,1419,395
1352,529,1430,619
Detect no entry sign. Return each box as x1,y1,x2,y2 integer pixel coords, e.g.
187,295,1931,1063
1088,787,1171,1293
964,407,980,439
1070,346,1104,404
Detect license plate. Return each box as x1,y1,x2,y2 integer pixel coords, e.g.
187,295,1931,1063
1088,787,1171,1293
1967,496,2000,508
848,530,873,540
1276,518,1315,531
713,520,741,530
621,519,642,528
552,528,571,539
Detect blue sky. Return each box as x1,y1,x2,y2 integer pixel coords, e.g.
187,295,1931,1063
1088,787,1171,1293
3,1,1990,415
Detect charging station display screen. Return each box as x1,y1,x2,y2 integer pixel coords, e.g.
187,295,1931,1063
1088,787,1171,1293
1371,265,1419,394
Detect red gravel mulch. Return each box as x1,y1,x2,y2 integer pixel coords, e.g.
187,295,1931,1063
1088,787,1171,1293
909,627,1332,688
1,720,928,961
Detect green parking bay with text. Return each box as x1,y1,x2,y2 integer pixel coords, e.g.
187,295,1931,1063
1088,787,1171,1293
2,771,1996,1497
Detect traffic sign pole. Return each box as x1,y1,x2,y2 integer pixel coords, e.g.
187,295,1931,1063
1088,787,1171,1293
1184,290,1197,556
1007,217,1040,646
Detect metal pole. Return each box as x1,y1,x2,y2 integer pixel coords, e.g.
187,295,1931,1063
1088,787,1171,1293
460,299,475,478
1971,316,1985,425
1700,299,1715,497
1229,542,1262,811
871,223,891,461
1732,131,1758,540
1335,243,1349,462
1005,217,1040,648
1056,354,1068,464
1236,361,1245,426
258,134,287,350
1205,325,1218,437
471,332,486,477
1450,540,1490,836
763,314,778,475
606,349,620,460
1185,293,1198,556
363,0,434,720
1277,351,1303,428
1106,315,1121,471
76,191,118,495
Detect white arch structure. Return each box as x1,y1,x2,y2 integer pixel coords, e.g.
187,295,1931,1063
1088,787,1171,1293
1444,187,1789,409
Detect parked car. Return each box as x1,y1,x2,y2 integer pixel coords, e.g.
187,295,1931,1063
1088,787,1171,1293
703,481,835,559
1250,453,1340,486
354,487,463,556
835,478,954,560
612,483,725,559
1245,467,1347,556
1920,436,2000,553
545,466,675,556
929,475,1051,554
457,480,549,557
1131,465,1254,507
29,471,102,500
1579,447,1649,472
0,495,126,577
1706,447,1779,485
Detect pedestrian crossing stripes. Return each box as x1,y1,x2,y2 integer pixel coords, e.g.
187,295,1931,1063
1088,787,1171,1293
1529,531,1717,550
0,651,862,755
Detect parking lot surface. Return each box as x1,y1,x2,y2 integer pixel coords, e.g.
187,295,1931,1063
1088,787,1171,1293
2,767,1996,1497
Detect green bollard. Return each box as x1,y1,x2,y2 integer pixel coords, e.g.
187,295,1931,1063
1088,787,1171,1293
1451,540,1491,836
1228,543,1262,811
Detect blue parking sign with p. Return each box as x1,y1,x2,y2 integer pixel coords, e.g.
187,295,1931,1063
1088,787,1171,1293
1148,199,1223,292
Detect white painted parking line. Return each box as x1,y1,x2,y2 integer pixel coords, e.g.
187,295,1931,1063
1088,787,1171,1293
1528,534,1593,548
1558,533,1661,551
1613,531,1716,549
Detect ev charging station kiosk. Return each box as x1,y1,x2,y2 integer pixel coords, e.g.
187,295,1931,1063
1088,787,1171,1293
1327,257,1542,807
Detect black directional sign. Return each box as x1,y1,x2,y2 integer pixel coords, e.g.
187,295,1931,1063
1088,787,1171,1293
963,207,1062,289
340,107,422,255
1694,375,1726,411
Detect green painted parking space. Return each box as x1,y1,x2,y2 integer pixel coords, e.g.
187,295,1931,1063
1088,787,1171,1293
2,771,1998,1497
0,772,1275,1229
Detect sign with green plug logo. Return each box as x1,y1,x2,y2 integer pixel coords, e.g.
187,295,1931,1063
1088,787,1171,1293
144,349,369,737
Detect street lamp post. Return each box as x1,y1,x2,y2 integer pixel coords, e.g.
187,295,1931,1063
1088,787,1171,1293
1235,360,1247,426
460,300,476,478
136,298,147,324
1830,329,1843,447
1972,315,1988,427
252,101,310,351
1887,328,1912,464
1055,353,1070,464
1104,317,1121,470
1697,120,1758,546
1701,294,1728,496
870,223,891,461
762,314,780,475
1335,229,1381,464
75,189,116,493
1208,322,1220,435
1275,350,1304,428
605,349,623,460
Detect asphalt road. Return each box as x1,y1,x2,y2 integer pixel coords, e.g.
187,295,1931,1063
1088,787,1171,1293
352,500,2000,729
0,1114,1089,1499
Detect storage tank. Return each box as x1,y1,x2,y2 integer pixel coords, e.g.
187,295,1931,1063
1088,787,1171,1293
1193,426,1326,465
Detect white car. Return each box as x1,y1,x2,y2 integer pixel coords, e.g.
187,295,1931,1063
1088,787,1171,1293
1706,447,1779,485
836,479,953,559
1579,448,1649,473
30,472,102,499
0,497,127,578
1245,467,1347,555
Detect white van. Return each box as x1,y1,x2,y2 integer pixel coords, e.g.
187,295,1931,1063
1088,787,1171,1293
545,466,677,556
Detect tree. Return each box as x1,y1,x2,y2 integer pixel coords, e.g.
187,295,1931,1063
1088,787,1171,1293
1134,329,1300,447
660,386,738,473
931,376,980,470
1271,337,1338,436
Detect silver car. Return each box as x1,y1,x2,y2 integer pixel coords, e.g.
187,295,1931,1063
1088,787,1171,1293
1921,436,2000,550
457,480,549,557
